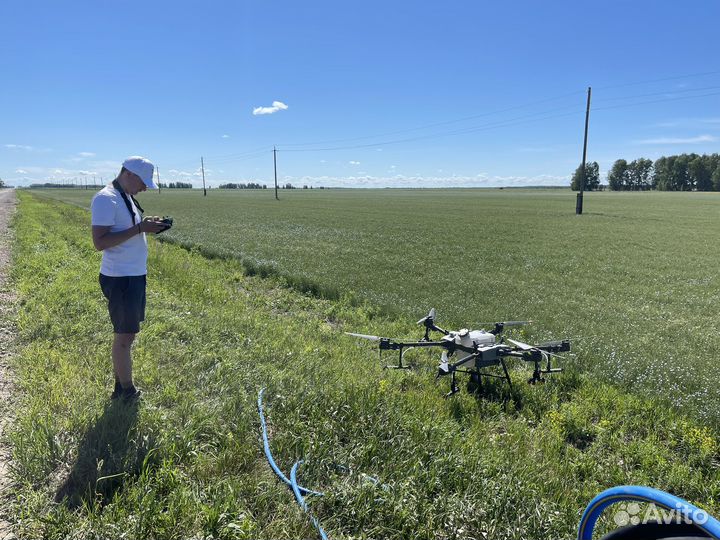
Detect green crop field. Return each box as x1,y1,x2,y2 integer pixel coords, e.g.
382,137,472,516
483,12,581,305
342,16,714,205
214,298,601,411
35,187,720,424
7,191,720,540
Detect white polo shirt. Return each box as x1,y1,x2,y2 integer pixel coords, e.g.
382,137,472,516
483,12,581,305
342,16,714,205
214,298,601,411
91,184,148,277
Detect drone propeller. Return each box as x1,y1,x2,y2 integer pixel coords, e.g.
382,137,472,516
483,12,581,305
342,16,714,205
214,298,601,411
506,338,535,350
345,332,383,342
477,320,532,328
417,308,436,326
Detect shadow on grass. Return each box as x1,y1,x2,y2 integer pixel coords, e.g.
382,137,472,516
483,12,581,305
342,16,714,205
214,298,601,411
55,399,149,508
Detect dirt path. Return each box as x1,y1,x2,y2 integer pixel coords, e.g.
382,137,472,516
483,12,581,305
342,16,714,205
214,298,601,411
0,190,17,540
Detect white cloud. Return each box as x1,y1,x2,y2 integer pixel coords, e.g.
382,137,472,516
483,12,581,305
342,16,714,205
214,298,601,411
635,134,717,145
252,100,288,116
5,144,33,151
222,134,230,139
78,151,95,157
15,169,27,174
349,161,360,165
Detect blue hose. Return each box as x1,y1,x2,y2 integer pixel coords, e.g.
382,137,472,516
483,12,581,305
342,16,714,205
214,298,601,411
578,485,720,539
291,461,330,540
258,388,323,497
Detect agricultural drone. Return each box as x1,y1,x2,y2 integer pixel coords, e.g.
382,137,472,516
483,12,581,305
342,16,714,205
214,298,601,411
347,309,570,396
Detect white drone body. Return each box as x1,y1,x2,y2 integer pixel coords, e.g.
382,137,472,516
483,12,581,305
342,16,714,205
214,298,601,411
442,329,496,349
439,329,503,372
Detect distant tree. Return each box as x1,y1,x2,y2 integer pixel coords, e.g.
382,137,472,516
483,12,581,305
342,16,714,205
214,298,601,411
689,155,712,191
571,161,600,191
671,155,691,191
0,178,5,188
607,159,628,190
627,158,653,190
654,156,671,190
713,164,720,192
708,154,720,191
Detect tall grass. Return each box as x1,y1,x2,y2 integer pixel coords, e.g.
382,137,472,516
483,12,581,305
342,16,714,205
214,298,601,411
34,188,720,424
7,191,720,539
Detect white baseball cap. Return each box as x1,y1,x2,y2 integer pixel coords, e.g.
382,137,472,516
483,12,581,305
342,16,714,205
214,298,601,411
122,156,157,189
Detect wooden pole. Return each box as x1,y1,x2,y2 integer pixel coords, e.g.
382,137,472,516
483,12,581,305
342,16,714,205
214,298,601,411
201,157,207,196
273,146,279,200
576,86,592,215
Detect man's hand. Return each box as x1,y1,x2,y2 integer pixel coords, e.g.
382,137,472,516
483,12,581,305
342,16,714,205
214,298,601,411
92,217,171,251
140,216,170,234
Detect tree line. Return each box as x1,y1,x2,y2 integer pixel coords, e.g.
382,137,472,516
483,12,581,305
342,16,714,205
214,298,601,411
571,153,720,191
218,182,267,189
158,182,193,189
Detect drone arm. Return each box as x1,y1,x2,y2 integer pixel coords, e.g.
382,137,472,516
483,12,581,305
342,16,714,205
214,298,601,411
430,324,449,335
445,353,476,372
379,339,452,351
536,340,571,353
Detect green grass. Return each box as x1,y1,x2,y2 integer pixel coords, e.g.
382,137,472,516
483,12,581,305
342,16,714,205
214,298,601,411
34,187,720,424
6,191,720,539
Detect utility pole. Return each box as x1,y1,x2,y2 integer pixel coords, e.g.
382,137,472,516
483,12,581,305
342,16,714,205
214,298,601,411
201,157,207,196
273,146,279,200
576,86,592,215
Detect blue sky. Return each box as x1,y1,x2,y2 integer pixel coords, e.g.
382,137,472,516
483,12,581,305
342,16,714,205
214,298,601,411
2,0,719,188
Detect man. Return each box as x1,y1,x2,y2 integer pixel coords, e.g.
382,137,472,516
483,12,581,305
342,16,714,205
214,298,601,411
91,156,168,400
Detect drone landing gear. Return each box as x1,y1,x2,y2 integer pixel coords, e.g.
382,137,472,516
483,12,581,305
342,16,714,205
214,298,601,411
528,359,562,384
380,348,413,370
529,362,545,384
444,360,515,398
444,371,460,398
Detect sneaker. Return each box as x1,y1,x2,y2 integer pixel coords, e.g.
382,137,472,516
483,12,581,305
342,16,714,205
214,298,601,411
121,386,141,401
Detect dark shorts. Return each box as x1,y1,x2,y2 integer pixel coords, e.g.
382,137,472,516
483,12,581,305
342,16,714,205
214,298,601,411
99,274,147,334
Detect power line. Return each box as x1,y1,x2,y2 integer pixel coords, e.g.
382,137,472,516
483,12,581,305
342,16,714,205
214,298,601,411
594,69,720,91
593,84,720,104
207,150,271,165
593,90,720,112
278,89,586,148
169,145,273,168
276,72,720,149
278,88,720,153
279,105,585,152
